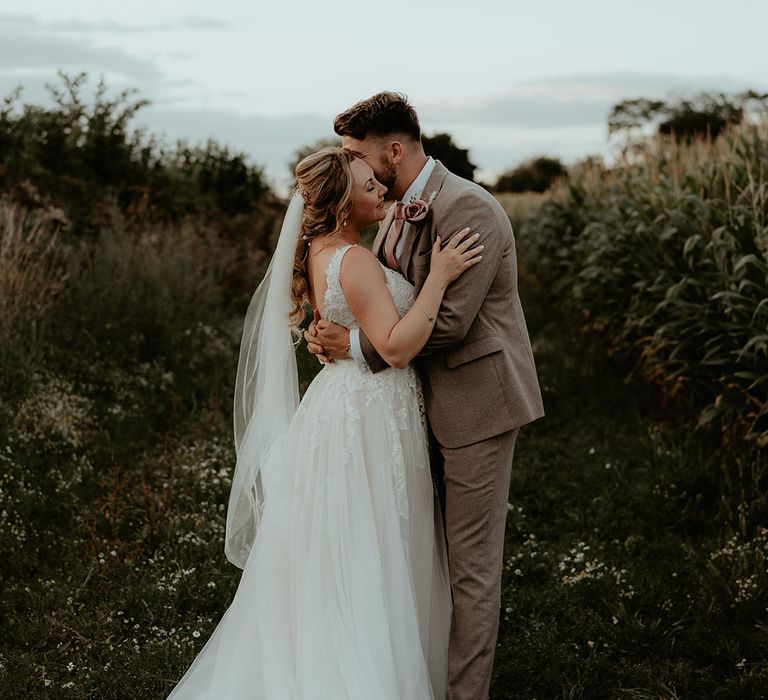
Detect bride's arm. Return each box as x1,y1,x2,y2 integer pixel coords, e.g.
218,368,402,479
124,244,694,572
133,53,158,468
340,231,482,369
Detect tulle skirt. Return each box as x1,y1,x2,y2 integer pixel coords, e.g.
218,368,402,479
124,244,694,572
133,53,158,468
166,359,452,699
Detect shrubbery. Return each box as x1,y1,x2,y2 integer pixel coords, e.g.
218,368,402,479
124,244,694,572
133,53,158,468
495,156,567,193
0,71,283,245
517,123,768,449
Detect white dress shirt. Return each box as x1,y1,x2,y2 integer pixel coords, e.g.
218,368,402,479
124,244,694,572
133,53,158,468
349,156,437,370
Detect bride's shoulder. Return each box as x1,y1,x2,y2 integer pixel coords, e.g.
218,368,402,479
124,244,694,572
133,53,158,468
340,244,379,266
339,245,386,287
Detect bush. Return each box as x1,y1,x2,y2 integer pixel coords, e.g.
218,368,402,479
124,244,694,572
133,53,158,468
422,132,477,182
495,156,567,193
517,123,768,448
0,71,281,244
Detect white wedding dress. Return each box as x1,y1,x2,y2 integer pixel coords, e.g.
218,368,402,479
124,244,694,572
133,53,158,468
167,244,452,700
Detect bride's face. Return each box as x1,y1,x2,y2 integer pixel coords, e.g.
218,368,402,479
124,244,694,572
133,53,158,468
346,158,387,229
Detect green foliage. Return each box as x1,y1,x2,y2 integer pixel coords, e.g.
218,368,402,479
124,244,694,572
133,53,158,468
491,279,768,696
0,189,246,698
4,70,767,699
3,266,767,698
517,123,768,448
609,90,768,144
495,156,567,193
0,200,69,400
0,71,281,242
422,132,477,182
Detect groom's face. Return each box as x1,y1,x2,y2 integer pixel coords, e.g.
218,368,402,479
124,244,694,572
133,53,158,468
341,135,398,196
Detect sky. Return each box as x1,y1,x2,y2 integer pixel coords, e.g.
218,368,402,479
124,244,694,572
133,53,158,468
2,0,767,191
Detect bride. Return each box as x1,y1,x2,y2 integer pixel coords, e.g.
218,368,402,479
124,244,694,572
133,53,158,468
166,146,483,699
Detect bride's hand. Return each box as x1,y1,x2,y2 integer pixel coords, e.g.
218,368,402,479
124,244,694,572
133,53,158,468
429,227,484,287
304,308,332,363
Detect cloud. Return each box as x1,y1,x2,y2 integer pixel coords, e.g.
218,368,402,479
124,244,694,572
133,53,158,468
421,72,763,129
0,36,162,81
49,16,233,33
0,14,164,81
0,13,232,35
0,12,233,84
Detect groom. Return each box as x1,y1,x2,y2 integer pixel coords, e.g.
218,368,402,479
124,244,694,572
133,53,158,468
305,92,545,700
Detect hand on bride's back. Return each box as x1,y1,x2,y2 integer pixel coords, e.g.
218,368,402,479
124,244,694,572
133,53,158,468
429,227,484,287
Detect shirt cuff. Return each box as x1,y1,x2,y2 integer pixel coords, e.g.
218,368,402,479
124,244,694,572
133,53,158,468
349,329,369,372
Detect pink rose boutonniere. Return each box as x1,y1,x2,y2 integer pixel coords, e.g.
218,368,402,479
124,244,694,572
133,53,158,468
402,190,438,224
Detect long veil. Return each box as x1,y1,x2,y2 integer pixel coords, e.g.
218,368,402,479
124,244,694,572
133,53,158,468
225,191,304,569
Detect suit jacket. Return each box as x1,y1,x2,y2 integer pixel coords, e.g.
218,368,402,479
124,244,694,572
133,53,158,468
360,160,545,449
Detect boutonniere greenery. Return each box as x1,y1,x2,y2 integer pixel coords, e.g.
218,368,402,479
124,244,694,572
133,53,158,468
402,190,438,224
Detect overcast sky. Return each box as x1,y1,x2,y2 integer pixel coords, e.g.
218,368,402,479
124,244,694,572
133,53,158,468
2,1,766,189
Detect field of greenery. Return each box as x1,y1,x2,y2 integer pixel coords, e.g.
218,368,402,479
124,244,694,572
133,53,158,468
496,122,768,697
518,124,768,449
1,75,767,698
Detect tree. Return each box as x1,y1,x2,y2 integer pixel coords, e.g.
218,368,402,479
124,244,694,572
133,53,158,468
0,71,274,238
494,156,567,193
422,132,476,182
608,90,768,144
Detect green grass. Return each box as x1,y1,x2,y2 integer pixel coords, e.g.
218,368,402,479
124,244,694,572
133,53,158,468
490,269,768,699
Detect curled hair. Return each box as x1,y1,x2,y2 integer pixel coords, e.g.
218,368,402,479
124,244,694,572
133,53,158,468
333,91,421,143
290,146,358,327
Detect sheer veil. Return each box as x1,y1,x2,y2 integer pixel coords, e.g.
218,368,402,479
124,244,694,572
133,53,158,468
225,191,304,569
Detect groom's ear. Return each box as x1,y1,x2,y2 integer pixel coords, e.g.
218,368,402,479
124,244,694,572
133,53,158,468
387,140,404,165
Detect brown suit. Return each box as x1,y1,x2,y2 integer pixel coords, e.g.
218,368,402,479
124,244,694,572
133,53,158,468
362,160,543,447
360,160,545,699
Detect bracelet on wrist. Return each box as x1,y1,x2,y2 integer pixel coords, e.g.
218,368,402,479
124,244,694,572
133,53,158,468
413,303,436,324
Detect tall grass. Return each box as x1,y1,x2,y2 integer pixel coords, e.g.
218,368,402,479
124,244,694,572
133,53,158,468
0,200,70,399
518,123,768,449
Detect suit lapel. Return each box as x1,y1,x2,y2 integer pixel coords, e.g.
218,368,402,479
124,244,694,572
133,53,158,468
399,161,449,280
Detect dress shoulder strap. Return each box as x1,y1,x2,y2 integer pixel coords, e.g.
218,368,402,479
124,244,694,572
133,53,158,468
324,243,357,289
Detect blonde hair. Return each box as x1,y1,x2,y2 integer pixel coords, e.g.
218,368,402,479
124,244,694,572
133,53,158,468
290,146,358,326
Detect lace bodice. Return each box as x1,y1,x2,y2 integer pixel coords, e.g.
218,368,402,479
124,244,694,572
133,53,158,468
322,244,415,326
300,243,428,523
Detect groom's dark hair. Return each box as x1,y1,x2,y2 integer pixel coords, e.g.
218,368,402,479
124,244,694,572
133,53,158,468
334,92,421,143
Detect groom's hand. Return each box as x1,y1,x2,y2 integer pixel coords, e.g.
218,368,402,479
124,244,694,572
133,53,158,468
315,320,351,361
304,308,332,363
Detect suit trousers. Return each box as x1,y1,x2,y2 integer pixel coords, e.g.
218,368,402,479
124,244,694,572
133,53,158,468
430,425,520,700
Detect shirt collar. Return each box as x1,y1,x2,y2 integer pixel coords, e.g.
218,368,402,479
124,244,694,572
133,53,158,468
400,156,436,205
